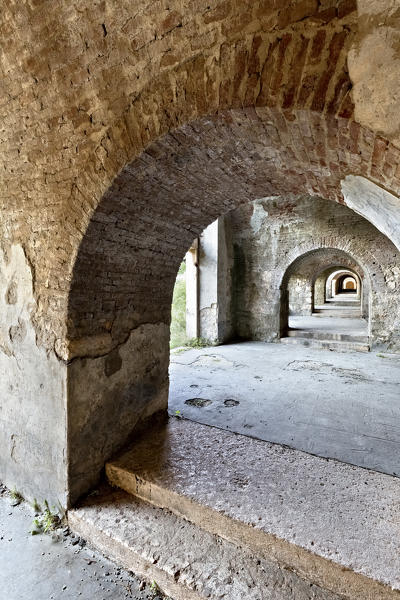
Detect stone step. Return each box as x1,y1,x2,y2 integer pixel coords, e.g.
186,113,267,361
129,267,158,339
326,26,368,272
287,329,369,343
104,419,400,600
325,301,360,307
68,485,347,600
281,336,370,352
313,310,361,317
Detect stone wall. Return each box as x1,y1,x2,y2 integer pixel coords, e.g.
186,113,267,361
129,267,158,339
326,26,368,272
288,275,313,316
229,196,400,349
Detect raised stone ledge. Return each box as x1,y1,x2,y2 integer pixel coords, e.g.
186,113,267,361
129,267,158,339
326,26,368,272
106,418,400,600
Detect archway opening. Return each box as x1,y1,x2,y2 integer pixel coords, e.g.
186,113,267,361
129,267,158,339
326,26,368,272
341,276,356,292
66,110,400,506
167,193,400,484
279,251,370,347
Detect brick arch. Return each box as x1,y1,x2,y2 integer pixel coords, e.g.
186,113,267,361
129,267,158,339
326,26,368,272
278,246,373,336
67,109,394,357
56,2,400,504
5,0,400,506
280,246,376,336
9,0,365,355
9,0,400,356
65,106,400,503
278,237,383,290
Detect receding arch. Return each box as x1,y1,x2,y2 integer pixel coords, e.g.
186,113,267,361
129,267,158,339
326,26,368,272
278,246,374,338
325,269,361,300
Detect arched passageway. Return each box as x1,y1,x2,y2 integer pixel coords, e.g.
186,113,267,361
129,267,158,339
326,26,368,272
326,269,361,300
3,2,400,597
279,249,371,349
65,110,400,502
3,0,400,509
167,194,400,485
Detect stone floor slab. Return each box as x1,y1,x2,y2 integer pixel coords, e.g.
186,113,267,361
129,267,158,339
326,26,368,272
169,342,400,476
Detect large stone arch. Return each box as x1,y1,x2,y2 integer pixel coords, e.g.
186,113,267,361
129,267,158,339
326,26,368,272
3,0,400,506
65,104,400,504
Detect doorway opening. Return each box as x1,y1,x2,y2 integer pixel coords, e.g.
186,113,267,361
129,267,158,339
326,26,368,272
280,258,370,350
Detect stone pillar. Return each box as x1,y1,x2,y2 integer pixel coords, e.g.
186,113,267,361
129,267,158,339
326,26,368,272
314,275,326,307
288,275,313,315
188,216,233,344
185,240,199,340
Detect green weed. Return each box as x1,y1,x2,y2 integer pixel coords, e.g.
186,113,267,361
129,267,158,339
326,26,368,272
30,500,61,535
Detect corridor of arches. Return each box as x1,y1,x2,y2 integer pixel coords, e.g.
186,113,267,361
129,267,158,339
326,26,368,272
168,194,400,478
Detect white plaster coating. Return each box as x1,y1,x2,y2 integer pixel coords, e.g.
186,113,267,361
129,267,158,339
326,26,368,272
349,26,400,142
108,418,400,595
0,245,67,505
341,175,400,252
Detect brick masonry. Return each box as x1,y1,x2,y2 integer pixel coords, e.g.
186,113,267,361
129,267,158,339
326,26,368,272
2,1,400,504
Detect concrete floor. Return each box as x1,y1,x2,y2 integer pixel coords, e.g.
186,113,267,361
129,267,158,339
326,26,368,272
169,342,400,476
0,484,168,600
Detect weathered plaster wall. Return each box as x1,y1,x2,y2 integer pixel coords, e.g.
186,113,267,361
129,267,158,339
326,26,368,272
342,176,400,252
348,0,400,146
230,196,400,350
0,245,67,506
67,323,169,504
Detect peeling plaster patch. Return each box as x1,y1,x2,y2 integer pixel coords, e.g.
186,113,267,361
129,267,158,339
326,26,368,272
104,347,122,377
250,200,269,234
9,318,27,344
5,279,17,304
10,434,18,462
341,175,400,252
0,244,67,506
349,26,400,143
56,332,114,362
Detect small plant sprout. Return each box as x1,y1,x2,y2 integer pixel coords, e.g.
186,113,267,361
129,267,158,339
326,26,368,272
30,499,61,536
31,498,41,513
186,337,210,349
150,580,161,597
10,488,23,504
175,409,183,419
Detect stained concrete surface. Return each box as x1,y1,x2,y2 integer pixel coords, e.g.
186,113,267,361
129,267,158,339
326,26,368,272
169,341,400,476
0,484,169,600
